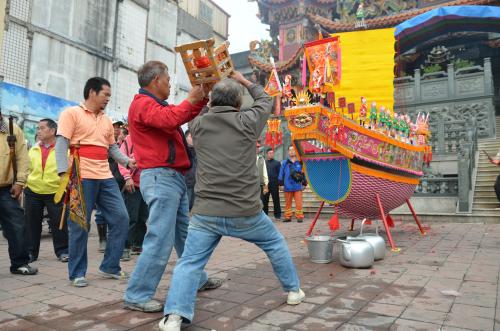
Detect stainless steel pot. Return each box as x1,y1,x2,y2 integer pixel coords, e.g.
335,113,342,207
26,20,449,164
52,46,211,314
357,219,386,261
337,237,374,268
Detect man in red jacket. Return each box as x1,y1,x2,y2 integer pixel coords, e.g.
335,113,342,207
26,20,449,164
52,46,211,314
124,61,222,313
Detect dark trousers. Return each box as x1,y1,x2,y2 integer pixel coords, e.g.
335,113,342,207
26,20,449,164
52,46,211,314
123,188,148,249
24,188,68,259
262,183,281,219
187,186,195,212
0,187,30,271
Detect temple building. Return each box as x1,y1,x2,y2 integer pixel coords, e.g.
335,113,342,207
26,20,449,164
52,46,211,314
236,0,500,219
246,0,500,114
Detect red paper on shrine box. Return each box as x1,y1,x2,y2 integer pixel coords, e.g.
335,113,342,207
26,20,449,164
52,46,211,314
338,97,346,108
348,103,355,114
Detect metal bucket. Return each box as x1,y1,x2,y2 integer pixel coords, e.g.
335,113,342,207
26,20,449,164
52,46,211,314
305,235,333,263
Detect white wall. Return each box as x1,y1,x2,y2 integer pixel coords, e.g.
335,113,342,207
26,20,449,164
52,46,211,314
116,0,147,70
28,33,99,102
148,0,178,50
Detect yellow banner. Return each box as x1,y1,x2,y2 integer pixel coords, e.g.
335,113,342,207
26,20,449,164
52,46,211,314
330,28,395,115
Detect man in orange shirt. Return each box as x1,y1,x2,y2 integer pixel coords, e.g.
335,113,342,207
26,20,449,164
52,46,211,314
55,77,135,287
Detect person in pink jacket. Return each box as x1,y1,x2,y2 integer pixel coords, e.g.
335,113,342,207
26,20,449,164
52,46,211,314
119,133,148,260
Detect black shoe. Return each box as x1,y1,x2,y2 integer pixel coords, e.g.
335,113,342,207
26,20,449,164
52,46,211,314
11,264,38,275
297,219,303,223
283,219,291,223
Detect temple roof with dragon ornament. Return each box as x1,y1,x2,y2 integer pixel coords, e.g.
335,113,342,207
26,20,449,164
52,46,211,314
249,0,500,73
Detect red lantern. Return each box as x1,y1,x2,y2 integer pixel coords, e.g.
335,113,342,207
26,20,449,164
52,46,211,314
266,118,282,150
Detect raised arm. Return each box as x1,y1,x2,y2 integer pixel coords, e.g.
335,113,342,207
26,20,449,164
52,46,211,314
140,86,207,133
232,71,273,138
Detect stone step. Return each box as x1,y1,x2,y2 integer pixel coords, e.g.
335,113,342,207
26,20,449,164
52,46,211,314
478,149,500,153
472,201,500,209
475,187,498,192
477,169,500,174
478,140,500,143
477,167,499,171
396,213,500,223
476,175,500,181
471,208,500,216
267,206,500,222
473,190,497,197
476,177,499,182
473,196,500,203
475,184,497,190
477,141,500,145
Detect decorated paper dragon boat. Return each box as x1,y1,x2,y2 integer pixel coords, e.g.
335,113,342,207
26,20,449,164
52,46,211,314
264,34,431,250
284,94,431,250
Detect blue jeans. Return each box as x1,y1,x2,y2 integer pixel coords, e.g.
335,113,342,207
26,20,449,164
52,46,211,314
68,178,129,280
0,187,30,271
124,167,208,304
165,211,300,322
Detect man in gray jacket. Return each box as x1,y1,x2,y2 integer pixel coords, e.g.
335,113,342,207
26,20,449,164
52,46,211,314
158,71,304,331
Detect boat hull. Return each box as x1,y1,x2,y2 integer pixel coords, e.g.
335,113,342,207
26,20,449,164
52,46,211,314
304,158,417,219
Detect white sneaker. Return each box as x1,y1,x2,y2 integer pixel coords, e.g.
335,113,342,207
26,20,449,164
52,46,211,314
158,314,182,331
287,288,305,305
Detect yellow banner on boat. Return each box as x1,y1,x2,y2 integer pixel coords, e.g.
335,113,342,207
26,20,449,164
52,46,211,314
330,28,395,115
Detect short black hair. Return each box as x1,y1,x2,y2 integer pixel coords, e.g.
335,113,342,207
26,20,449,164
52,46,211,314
40,118,57,131
84,77,111,99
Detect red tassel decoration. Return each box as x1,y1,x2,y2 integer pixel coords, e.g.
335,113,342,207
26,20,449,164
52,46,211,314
386,215,395,228
328,211,340,231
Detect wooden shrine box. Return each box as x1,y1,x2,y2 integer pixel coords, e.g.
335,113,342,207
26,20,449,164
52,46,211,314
174,38,234,86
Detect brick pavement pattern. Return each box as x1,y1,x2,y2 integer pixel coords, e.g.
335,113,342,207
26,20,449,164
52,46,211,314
1,220,500,330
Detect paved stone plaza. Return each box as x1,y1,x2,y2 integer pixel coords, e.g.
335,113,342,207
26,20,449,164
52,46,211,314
0,219,499,330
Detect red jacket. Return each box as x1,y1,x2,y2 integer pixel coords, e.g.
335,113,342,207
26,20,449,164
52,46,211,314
128,90,206,172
